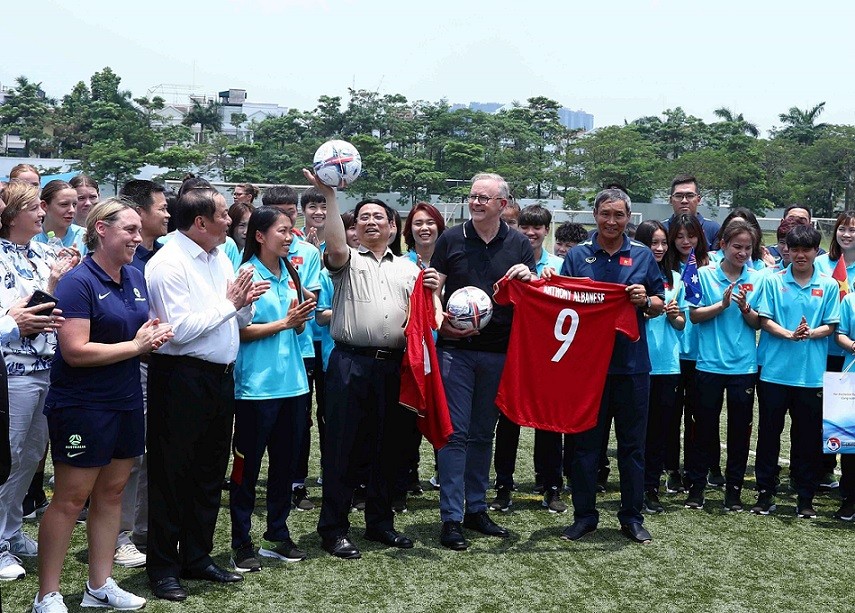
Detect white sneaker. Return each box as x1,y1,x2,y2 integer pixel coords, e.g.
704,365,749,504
33,591,68,613
9,530,38,557
113,543,146,568
0,541,26,581
81,577,146,610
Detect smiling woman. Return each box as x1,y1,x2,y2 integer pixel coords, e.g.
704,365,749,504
33,180,87,255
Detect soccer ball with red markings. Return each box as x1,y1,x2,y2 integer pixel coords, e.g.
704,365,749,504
446,286,493,331
312,140,362,188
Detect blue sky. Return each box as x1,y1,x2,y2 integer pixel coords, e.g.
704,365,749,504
5,0,853,134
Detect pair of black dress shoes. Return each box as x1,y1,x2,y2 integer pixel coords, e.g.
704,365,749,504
150,563,244,601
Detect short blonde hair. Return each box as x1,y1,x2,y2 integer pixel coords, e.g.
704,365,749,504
85,197,139,252
0,182,41,238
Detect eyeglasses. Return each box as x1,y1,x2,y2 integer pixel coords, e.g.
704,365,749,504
466,194,500,205
671,192,699,201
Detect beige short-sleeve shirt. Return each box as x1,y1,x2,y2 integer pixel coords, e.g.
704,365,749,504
328,246,419,349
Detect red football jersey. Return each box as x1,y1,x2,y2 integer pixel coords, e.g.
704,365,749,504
493,276,640,434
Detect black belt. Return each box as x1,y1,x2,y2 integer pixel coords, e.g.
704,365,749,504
336,343,404,361
149,353,235,375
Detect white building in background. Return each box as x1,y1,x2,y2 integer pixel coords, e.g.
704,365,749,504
450,101,594,132
154,86,289,143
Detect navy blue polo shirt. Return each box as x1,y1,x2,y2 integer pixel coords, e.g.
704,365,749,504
130,241,162,273
45,257,149,412
560,233,665,374
432,219,535,353
663,213,721,251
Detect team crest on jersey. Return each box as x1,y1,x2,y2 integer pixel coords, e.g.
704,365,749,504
585,256,597,264
619,257,633,266
739,283,753,292
291,256,304,266
812,288,824,297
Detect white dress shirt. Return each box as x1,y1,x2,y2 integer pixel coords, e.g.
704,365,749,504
145,231,253,364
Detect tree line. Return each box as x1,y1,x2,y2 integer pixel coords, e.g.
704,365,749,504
2,67,854,215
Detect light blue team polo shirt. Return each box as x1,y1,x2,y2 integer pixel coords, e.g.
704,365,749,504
677,261,698,361
692,263,759,375
815,253,855,357
647,269,684,376
753,265,783,367
755,265,840,388
288,239,322,359
838,294,855,371
33,224,88,255
535,249,564,278
316,269,335,372
234,255,308,400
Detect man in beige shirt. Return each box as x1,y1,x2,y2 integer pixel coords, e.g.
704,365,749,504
302,170,438,560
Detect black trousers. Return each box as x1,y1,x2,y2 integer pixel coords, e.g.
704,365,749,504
645,374,681,489
317,347,412,542
494,414,562,489
146,355,235,581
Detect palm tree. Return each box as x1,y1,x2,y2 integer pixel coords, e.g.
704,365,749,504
713,107,760,137
777,102,827,144
182,99,223,143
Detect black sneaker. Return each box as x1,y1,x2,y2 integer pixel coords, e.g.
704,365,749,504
750,490,777,515
723,485,743,512
684,485,705,509
543,487,568,513
643,489,664,514
819,472,840,489
489,485,512,512
22,496,49,521
408,477,424,496
231,544,261,572
532,474,544,495
796,497,817,519
707,467,725,488
392,493,408,514
259,538,307,562
834,499,855,521
292,486,315,511
664,470,684,494
350,484,367,512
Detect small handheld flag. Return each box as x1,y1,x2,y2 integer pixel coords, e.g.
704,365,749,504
832,257,850,302
681,248,703,306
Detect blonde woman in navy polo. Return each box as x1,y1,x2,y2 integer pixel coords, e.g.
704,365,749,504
34,199,173,613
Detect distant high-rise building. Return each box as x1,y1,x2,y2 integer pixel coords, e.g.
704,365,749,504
450,101,594,132
557,108,594,132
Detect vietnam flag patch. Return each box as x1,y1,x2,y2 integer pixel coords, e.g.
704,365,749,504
812,288,824,297
619,257,633,266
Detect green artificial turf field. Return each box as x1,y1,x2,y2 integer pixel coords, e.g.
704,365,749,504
3,407,853,613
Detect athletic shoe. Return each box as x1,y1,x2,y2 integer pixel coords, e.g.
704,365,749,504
834,499,855,521
819,472,840,489
292,486,315,511
0,541,25,581
796,497,817,519
643,489,664,514
81,577,145,610
77,507,89,525
22,496,50,521
113,543,146,568
409,479,424,496
532,475,544,495
316,475,323,486
259,538,307,562
751,491,777,515
684,486,705,509
723,485,743,512
489,485,512,512
33,591,67,612
9,530,38,557
391,493,408,514
350,484,367,512
429,473,440,490
231,544,261,573
543,487,568,513
707,467,725,488
665,470,684,494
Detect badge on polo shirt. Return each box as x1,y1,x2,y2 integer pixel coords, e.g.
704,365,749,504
812,288,824,297
291,256,304,267
739,283,753,292
619,257,633,266
585,256,596,263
